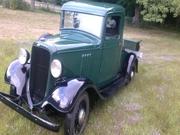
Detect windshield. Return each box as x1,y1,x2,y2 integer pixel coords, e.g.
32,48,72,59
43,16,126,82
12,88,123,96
62,11,104,38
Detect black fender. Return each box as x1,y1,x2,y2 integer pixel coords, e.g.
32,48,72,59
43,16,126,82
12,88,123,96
127,53,138,74
125,48,143,74
41,79,103,113
5,59,30,96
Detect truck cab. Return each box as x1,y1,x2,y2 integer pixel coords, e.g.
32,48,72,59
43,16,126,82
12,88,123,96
61,2,124,88
0,1,142,135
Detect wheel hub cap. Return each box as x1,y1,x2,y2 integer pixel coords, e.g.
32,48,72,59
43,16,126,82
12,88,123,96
78,109,86,125
131,71,134,78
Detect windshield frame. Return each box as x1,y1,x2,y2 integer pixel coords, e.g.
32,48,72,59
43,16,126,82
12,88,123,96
60,10,105,39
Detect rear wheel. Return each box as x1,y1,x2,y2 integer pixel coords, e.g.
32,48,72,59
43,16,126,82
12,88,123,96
64,91,89,135
129,65,135,80
125,58,136,85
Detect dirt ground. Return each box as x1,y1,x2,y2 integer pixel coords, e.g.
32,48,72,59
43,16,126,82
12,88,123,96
0,8,59,41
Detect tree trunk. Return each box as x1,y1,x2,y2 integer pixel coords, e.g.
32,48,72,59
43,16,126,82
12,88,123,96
132,5,140,25
176,16,180,28
31,0,35,10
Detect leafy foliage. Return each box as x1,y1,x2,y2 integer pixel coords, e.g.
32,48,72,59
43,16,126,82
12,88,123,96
117,0,136,17
91,0,180,24
137,0,180,23
90,0,116,3
171,0,180,17
36,0,68,5
0,0,30,10
56,0,62,5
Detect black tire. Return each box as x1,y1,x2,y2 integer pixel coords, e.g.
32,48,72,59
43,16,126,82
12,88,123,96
64,91,90,135
10,85,18,97
129,64,136,81
125,59,136,85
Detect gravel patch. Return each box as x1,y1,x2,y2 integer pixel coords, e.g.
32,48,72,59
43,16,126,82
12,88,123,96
124,103,143,111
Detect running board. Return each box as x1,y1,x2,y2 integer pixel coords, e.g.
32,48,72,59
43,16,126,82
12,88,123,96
100,77,125,98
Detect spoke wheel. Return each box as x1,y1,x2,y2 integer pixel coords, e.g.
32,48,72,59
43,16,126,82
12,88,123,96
64,91,89,135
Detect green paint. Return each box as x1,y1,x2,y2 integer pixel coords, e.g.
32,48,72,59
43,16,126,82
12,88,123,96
31,1,140,98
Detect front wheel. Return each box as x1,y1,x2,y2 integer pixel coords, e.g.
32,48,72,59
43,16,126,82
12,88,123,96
10,85,18,97
64,91,90,135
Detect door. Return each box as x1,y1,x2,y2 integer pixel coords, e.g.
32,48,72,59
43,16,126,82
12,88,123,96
98,13,123,87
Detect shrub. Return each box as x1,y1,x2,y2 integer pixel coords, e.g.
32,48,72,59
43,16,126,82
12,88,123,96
0,0,2,5
1,0,30,10
1,0,10,8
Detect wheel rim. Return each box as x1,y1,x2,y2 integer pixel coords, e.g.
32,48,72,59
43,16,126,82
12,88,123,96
74,100,88,134
130,71,134,78
78,109,86,125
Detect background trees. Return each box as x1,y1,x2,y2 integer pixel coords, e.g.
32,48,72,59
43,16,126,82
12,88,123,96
0,0,179,27
92,0,180,26
137,0,180,23
0,0,31,10
31,0,35,9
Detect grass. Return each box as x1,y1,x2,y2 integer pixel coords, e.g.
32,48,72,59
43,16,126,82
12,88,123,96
0,8,179,135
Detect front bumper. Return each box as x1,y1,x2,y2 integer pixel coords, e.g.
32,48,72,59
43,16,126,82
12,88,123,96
0,92,60,132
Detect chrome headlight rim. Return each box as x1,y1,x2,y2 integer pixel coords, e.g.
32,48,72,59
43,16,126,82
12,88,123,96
18,48,30,65
50,59,62,78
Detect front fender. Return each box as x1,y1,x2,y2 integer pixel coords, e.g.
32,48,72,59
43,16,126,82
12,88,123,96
41,79,84,113
41,79,100,113
5,59,30,96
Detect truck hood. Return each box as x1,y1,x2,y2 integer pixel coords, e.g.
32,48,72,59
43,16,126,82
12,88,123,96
36,30,100,53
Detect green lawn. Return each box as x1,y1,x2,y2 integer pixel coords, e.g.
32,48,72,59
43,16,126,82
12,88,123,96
0,8,179,135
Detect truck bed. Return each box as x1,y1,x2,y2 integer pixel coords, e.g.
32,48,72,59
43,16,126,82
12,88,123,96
123,39,141,51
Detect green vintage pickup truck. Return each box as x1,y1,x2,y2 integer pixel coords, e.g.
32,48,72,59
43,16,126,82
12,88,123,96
0,1,142,135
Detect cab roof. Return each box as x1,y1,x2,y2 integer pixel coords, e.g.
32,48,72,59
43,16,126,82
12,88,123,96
61,1,125,16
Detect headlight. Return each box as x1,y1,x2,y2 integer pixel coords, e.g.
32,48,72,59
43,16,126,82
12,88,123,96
18,48,30,65
50,59,62,78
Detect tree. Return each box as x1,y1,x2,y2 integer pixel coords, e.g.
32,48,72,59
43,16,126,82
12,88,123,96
56,0,62,5
117,0,136,16
61,0,180,25
31,0,35,9
171,0,180,17
91,0,140,24
137,0,180,23
117,0,140,25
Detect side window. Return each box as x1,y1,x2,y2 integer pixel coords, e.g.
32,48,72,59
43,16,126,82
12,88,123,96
105,16,120,36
